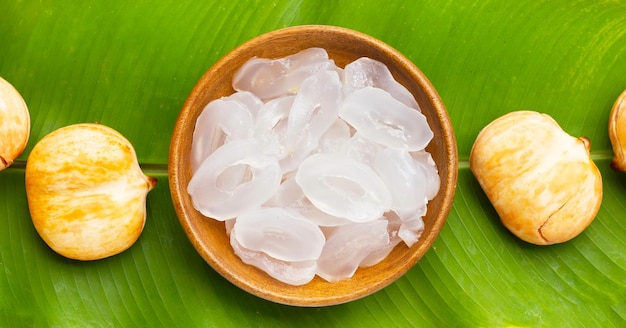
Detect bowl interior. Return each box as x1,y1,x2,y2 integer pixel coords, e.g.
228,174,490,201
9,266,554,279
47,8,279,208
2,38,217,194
169,25,457,307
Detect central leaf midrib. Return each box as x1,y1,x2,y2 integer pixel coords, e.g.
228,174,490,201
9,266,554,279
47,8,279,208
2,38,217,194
9,150,615,176
6,160,169,175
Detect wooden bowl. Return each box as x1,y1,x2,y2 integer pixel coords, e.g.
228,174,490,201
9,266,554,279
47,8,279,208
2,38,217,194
169,25,458,307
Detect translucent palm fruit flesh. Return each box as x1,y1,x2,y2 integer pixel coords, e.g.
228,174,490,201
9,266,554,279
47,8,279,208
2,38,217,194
188,48,440,284
26,124,157,260
609,89,626,172
0,76,30,170
470,111,602,245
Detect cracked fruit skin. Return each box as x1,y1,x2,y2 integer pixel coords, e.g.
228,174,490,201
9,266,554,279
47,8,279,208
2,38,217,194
470,110,602,245
0,76,30,170
25,123,157,260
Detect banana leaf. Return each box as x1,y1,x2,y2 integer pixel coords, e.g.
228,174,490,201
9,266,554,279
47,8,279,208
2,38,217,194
1,0,626,326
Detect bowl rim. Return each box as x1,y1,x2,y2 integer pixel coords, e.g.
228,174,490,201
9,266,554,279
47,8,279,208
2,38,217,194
169,24,458,307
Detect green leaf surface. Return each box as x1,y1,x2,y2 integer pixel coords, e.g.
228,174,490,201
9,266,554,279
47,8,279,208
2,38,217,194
2,0,626,327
